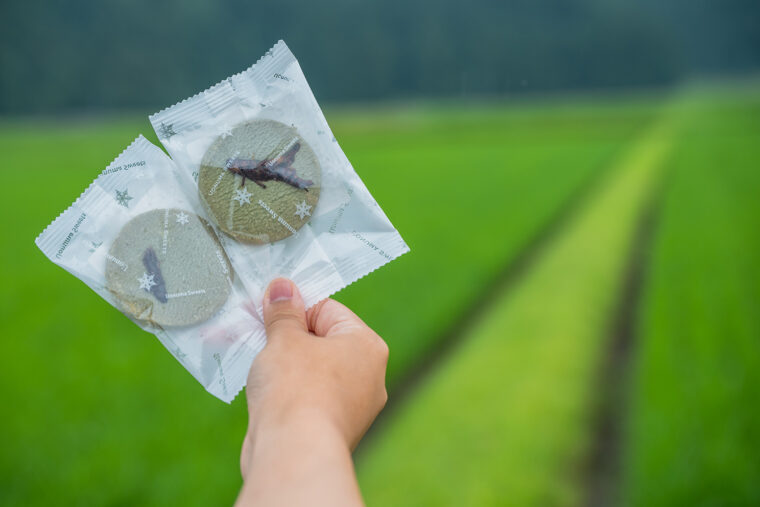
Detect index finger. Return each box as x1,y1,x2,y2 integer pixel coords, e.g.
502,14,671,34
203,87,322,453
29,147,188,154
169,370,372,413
306,298,368,337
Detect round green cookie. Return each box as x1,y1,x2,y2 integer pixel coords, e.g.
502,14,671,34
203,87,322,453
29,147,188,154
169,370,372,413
105,209,233,327
198,119,321,244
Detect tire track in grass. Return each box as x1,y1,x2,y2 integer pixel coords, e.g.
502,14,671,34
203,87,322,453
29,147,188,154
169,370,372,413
355,119,659,457
582,184,663,507
356,119,673,505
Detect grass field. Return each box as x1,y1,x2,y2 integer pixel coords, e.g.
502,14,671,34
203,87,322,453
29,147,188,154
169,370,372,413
0,98,655,504
332,99,659,385
621,90,760,506
356,86,760,505
356,112,671,506
1,84,758,505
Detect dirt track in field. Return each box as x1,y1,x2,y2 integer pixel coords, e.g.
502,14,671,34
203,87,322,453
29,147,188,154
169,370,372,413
354,140,630,461
580,183,664,507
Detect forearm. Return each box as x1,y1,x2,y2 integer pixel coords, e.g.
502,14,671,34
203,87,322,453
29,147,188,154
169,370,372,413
236,412,364,506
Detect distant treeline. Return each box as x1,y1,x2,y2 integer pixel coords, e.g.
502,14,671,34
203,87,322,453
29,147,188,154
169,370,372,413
1,0,758,113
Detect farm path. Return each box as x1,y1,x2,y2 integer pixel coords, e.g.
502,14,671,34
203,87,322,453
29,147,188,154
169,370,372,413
356,114,675,505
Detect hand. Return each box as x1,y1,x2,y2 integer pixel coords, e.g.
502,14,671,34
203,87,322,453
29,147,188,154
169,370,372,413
236,278,389,506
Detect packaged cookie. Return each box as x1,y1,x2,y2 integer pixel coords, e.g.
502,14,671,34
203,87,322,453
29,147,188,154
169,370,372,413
35,136,266,402
198,118,321,244
149,40,409,316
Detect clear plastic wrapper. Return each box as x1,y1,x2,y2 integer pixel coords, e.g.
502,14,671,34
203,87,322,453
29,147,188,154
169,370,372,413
36,40,409,403
149,40,409,317
35,136,266,402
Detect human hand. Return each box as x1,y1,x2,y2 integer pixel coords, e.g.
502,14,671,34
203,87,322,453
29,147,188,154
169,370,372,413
237,278,388,505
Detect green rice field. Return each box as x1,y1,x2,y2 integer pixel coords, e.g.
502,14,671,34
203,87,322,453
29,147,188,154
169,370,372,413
620,89,760,507
1,82,758,505
357,113,671,505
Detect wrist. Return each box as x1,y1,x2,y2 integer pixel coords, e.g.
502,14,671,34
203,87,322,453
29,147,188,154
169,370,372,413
246,405,350,469
238,407,363,506
256,405,345,439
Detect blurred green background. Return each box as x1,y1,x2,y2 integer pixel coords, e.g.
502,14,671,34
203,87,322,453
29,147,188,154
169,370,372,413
1,1,759,505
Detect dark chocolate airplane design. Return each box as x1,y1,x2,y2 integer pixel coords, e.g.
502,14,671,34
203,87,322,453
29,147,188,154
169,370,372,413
142,247,168,303
224,142,313,191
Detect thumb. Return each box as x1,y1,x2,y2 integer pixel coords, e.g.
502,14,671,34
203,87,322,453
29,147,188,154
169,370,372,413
263,278,308,338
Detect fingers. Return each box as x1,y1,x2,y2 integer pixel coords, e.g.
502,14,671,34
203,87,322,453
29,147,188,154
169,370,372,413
306,298,368,337
262,279,371,341
263,278,308,339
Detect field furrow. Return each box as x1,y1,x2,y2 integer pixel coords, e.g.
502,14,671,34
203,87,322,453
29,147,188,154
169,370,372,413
356,117,672,506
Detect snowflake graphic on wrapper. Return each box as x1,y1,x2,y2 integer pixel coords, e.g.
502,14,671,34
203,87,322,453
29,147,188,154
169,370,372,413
175,211,189,225
294,200,312,219
138,272,156,291
158,122,177,139
219,124,233,139
233,187,252,206
115,189,133,208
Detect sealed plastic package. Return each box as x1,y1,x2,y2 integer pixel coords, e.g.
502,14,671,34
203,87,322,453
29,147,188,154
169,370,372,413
149,40,409,317
36,40,409,402
36,137,266,402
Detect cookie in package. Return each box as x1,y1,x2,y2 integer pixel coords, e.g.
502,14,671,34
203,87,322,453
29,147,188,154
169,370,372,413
35,136,266,402
149,40,409,316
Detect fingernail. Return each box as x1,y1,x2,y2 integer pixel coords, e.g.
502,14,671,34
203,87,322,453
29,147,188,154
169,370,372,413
268,278,293,303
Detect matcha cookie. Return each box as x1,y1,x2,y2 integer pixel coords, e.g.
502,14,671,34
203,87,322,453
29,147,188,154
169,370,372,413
105,209,233,327
198,119,321,244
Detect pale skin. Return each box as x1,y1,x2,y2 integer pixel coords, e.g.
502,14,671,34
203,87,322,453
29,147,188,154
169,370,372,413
236,278,389,506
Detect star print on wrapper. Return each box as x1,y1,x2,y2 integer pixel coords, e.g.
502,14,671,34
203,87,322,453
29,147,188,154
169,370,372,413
158,122,177,139
294,200,312,219
219,124,233,139
115,189,133,208
137,272,156,291
233,187,252,206
175,212,190,225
